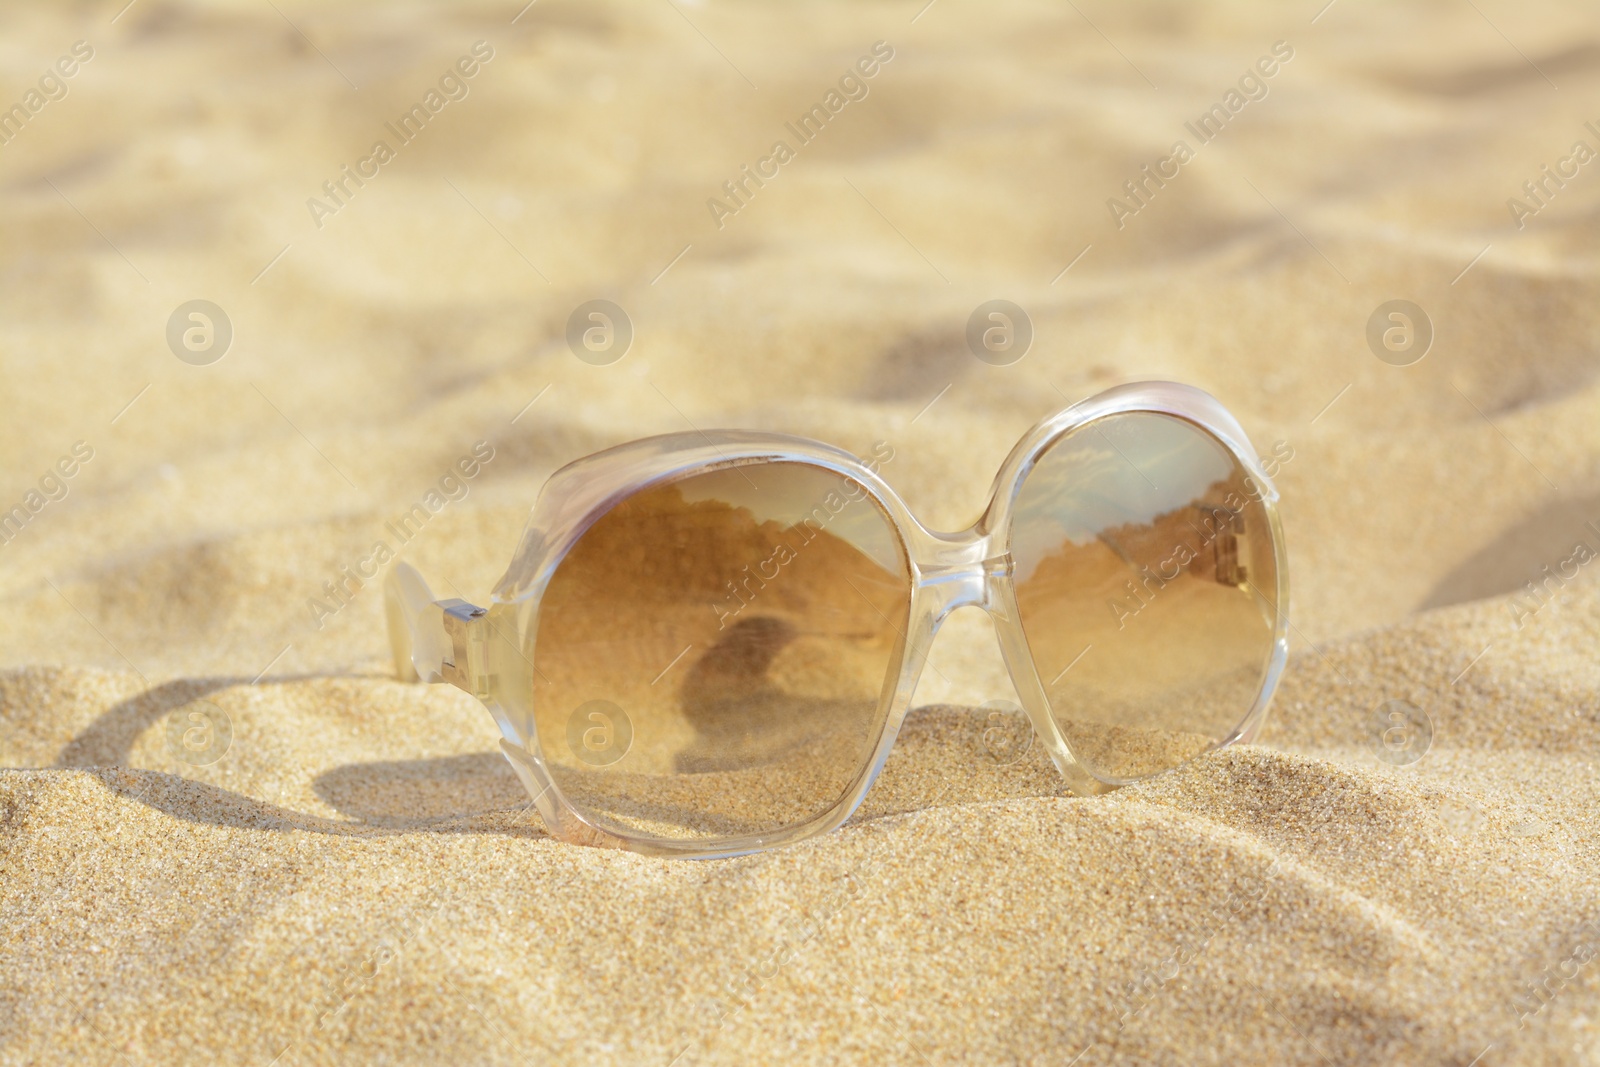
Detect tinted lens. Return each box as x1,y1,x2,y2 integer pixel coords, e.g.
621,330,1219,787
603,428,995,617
1011,412,1280,782
531,462,910,842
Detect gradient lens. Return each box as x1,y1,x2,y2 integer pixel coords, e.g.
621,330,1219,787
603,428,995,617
531,462,910,842
1011,412,1280,782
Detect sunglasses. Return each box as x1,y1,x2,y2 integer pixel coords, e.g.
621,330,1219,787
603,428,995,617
385,381,1289,858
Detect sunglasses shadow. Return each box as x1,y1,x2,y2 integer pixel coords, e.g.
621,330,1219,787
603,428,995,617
46,674,547,840
43,674,1069,841
310,753,532,831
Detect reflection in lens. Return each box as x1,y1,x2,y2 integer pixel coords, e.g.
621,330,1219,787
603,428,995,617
1011,413,1279,782
531,462,910,842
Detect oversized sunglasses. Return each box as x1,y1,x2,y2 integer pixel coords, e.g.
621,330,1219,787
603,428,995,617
386,381,1289,858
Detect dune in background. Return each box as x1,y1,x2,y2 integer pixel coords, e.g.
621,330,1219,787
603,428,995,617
2,0,1599,1063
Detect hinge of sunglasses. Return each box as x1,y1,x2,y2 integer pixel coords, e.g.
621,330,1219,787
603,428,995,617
437,599,494,697
385,562,496,700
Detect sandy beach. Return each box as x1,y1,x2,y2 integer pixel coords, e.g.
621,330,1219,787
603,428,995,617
2,0,1599,1062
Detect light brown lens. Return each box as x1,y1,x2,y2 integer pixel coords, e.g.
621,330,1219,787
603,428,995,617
530,461,910,842
1011,412,1279,782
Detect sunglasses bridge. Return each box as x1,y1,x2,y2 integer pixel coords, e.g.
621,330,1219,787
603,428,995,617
913,537,1016,626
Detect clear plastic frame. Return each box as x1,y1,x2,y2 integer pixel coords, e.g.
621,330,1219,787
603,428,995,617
385,381,1290,858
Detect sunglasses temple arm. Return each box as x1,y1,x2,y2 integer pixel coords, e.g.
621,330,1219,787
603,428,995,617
384,561,490,697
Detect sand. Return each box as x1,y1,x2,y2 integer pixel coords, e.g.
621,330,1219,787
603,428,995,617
3,0,1600,1062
